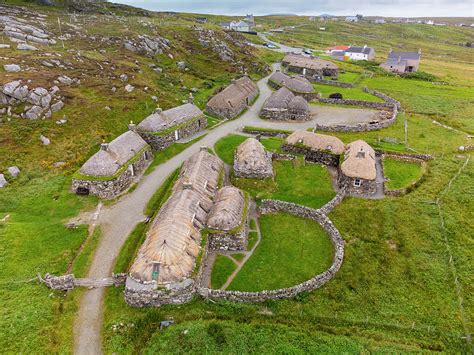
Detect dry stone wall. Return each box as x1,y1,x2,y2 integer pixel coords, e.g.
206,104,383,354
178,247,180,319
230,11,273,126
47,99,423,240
282,144,340,166
196,198,345,303
311,78,353,88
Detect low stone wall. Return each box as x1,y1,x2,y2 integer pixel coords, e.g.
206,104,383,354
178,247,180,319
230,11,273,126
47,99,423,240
208,220,249,252
363,88,401,110
272,153,296,161
241,127,290,138
196,199,345,303
282,144,340,166
72,148,153,199
382,153,428,196
338,174,377,196
284,64,339,79
317,189,346,215
41,273,127,291
124,280,195,307
318,97,394,110
138,117,207,151
311,78,353,88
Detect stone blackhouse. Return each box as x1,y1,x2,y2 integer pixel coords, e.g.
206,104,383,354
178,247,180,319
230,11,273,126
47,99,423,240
260,87,311,121
233,138,274,179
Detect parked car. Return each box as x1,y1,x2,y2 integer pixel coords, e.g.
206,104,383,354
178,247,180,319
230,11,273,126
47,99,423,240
264,42,277,49
303,48,312,55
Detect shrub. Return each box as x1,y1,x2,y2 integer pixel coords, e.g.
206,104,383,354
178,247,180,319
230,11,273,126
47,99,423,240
401,71,438,82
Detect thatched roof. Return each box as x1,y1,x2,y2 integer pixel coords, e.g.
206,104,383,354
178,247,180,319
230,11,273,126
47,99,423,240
234,138,273,177
341,140,376,180
79,130,148,177
283,54,338,71
269,71,314,93
137,103,203,132
288,96,310,112
207,76,257,110
207,186,245,231
129,151,224,284
262,86,294,110
286,130,345,154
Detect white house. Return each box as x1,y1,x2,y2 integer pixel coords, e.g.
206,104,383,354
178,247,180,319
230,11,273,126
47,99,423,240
345,16,358,22
344,46,375,61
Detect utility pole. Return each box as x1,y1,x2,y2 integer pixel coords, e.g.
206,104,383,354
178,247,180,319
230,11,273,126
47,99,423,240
404,110,408,149
57,17,65,49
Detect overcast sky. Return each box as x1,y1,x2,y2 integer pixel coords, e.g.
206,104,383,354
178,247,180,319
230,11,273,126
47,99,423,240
114,0,473,17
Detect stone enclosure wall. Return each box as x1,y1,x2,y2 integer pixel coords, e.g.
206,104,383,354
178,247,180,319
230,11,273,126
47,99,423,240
267,79,318,102
196,198,345,303
310,78,353,88
124,280,195,307
284,64,339,79
382,153,429,196
208,219,249,252
338,174,376,196
72,148,153,199
138,117,207,151
281,144,340,166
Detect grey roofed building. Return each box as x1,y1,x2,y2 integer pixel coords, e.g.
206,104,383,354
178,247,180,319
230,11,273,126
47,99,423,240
137,103,203,133
346,46,372,55
79,130,149,177
268,71,315,94
381,49,421,73
330,50,346,61
220,21,232,29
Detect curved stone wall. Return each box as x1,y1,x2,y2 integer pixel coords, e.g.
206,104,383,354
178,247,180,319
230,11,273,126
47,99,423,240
197,198,345,302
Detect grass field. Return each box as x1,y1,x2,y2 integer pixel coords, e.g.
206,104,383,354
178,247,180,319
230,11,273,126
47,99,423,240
210,255,237,289
383,158,423,190
227,213,334,291
315,83,384,102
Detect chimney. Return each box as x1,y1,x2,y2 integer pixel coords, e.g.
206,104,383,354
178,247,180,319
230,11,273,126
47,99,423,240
188,92,194,104
154,106,162,114
418,48,422,54
200,145,208,152
183,181,193,190
100,141,109,151
128,120,136,131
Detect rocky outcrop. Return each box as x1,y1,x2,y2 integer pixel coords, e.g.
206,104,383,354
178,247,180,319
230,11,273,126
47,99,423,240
123,34,170,56
0,12,56,45
195,27,234,62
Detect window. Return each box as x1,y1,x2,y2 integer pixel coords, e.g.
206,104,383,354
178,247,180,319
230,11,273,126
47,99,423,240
354,178,361,187
151,263,160,281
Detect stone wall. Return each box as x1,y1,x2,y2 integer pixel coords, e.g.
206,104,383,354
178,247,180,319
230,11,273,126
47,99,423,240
267,79,318,101
311,78,353,88
196,199,345,302
317,189,346,215
284,64,339,78
241,127,290,138
272,153,296,161
282,144,340,166
208,219,249,252
206,90,258,120
71,148,153,199
363,88,401,110
124,280,195,307
260,107,310,121
138,117,207,151
318,97,394,110
382,153,428,196
338,174,376,196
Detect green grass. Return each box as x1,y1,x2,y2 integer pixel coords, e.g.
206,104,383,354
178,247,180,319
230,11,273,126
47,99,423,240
249,219,257,230
383,158,423,190
231,253,246,262
210,255,236,289
144,169,180,217
227,213,334,291
232,158,336,209
335,72,360,83
113,222,148,274
71,227,102,278
314,84,384,102
247,231,259,250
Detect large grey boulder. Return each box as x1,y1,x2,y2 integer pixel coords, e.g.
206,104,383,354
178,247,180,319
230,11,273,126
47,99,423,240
7,166,20,178
2,81,20,96
124,84,134,93
17,43,38,51
12,85,29,100
40,135,50,145
0,174,7,188
50,100,64,112
25,105,44,119
27,87,48,105
57,75,73,85
4,64,21,72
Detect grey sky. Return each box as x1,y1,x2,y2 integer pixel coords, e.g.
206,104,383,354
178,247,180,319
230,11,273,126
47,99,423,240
115,0,473,17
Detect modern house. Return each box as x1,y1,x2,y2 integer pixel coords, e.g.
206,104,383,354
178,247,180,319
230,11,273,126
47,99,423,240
136,102,207,151
374,19,385,24
244,14,256,28
380,49,421,73
206,76,258,119
343,46,375,61
282,54,339,78
345,16,358,22
72,128,153,199
234,138,274,179
260,87,311,121
339,140,377,196
221,20,252,32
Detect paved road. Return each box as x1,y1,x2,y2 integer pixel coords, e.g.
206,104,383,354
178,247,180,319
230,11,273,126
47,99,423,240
257,33,303,54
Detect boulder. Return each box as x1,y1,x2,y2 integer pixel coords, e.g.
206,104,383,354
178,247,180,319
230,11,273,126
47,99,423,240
4,64,21,72
50,86,60,95
50,100,64,112
12,85,29,100
2,81,21,96
0,44,11,49
25,105,44,119
176,61,186,70
0,92,9,105
17,43,38,51
7,166,20,178
41,93,52,108
124,84,134,93
119,73,128,82
40,135,50,145
57,75,73,85
0,174,8,188
27,87,48,105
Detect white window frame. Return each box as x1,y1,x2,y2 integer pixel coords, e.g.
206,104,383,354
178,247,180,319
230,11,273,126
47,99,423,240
174,130,179,141
354,178,361,187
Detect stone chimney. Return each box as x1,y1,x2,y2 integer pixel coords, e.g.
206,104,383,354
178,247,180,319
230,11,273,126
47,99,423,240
100,141,109,151
200,146,208,152
128,120,136,131
188,92,194,104
183,180,193,190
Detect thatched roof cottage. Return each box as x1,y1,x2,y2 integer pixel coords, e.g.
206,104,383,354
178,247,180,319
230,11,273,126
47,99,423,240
125,150,224,306
136,102,207,151
207,186,249,251
234,138,274,179
268,71,315,99
72,128,153,199
284,130,345,166
206,76,258,119
260,87,310,121
339,140,377,195
282,54,339,78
